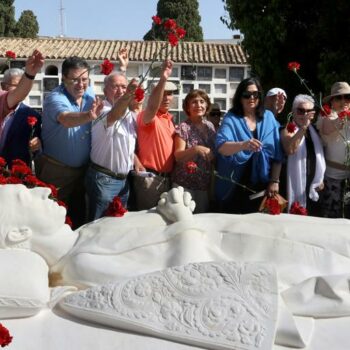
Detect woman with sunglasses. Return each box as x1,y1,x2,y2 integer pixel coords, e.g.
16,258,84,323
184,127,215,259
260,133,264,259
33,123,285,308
280,95,325,216
316,82,350,218
215,77,283,213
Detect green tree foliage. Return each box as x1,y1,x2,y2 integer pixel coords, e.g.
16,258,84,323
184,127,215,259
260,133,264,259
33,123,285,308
0,0,16,37
221,0,350,106
15,10,39,38
144,0,203,42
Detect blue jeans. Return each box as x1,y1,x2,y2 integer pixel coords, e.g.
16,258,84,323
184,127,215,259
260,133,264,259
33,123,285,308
85,166,129,221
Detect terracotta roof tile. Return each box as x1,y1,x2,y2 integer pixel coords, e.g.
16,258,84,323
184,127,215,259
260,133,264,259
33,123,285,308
0,37,248,65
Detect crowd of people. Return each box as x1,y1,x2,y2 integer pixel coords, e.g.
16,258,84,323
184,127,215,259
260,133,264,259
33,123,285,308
1,48,350,227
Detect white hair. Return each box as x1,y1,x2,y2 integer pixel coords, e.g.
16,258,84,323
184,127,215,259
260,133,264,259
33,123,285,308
292,94,315,110
2,68,24,83
103,72,127,87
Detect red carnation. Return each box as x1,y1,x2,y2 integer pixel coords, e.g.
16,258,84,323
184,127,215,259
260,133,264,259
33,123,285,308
338,110,350,120
288,61,301,72
12,159,27,167
0,323,12,347
27,116,37,127
320,104,332,117
105,196,127,217
176,27,186,39
100,59,114,75
0,157,6,168
0,176,7,184
152,15,162,25
134,87,145,103
164,19,177,31
289,201,308,215
65,216,73,227
168,32,179,47
5,50,16,60
185,161,198,174
286,122,297,133
6,176,22,184
264,197,281,215
11,164,32,177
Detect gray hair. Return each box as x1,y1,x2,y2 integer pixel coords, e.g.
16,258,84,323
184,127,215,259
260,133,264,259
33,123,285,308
292,94,315,110
103,72,127,87
2,68,24,83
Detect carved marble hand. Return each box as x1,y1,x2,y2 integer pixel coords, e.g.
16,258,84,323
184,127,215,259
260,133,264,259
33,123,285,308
157,186,195,222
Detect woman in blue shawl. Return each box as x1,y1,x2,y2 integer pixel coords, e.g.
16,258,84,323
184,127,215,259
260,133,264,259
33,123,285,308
215,77,283,213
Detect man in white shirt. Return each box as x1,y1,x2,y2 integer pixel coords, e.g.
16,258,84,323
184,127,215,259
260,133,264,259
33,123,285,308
85,72,137,220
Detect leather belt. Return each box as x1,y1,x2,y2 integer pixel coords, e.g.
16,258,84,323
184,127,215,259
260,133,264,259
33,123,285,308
90,162,127,180
145,168,170,178
326,159,350,171
41,154,85,170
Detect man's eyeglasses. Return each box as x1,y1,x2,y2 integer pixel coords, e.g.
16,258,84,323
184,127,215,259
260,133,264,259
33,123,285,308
242,91,260,99
210,112,221,117
333,94,350,102
296,107,315,115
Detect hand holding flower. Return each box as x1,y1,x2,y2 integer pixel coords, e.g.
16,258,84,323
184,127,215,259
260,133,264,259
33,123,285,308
161,59,173,81
88,97,104,121
29,137,41,153
243,138,262,152
195,145,214,161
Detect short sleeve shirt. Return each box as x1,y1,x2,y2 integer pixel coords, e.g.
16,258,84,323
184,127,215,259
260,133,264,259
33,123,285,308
42,85,95,167
136,110,175,173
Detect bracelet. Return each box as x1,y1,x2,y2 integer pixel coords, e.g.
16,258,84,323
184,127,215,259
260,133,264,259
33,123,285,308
118,67,126,74
24,71,35,80
270,179,280,183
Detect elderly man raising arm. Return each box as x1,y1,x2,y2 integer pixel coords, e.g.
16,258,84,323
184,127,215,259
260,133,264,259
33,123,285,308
134,59,177,210
0,49,44,119
85,71,138,220
0,68,42,167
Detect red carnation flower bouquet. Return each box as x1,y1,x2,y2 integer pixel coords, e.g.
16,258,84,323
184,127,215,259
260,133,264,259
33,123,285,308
0,157,72,227
132,15,186,102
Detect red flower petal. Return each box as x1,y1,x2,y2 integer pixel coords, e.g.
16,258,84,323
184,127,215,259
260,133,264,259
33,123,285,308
287,61,301,72
100,59,114,75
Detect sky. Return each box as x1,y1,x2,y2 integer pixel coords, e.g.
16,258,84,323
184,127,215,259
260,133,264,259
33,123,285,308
13,0,235,41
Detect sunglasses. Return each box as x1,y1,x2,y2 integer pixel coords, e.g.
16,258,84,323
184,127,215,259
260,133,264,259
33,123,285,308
296,107,315,115
242,91,260,99
210,112,221,117
333,94,350,101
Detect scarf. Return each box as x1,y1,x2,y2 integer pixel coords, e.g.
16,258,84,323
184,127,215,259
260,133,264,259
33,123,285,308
287,125,326,210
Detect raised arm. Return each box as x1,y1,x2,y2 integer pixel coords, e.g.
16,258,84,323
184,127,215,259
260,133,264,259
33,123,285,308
6,49,44,110
58,97,104,128
118,48,129,73
106,79,138,127
143,59,173,124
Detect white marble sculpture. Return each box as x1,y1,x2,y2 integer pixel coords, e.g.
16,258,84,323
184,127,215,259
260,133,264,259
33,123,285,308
60,261,278,350
2,184,350,349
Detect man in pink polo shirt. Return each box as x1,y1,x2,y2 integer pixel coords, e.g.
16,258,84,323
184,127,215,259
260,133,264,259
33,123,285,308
134,60,177,210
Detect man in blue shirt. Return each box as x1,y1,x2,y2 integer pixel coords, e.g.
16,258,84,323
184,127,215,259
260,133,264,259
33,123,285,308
37,56,102,228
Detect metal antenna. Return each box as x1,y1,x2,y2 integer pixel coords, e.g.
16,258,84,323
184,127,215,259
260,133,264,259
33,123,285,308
59,0,65,37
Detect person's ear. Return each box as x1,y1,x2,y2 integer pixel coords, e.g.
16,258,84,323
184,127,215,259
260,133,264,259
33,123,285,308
6,226,32,247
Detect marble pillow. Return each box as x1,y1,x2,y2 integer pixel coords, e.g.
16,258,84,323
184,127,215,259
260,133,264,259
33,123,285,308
0,249,50,318
61,261,278,350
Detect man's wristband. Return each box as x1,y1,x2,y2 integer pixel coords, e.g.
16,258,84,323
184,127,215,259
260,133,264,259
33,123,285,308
24,71,35,80
270,179,280,183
